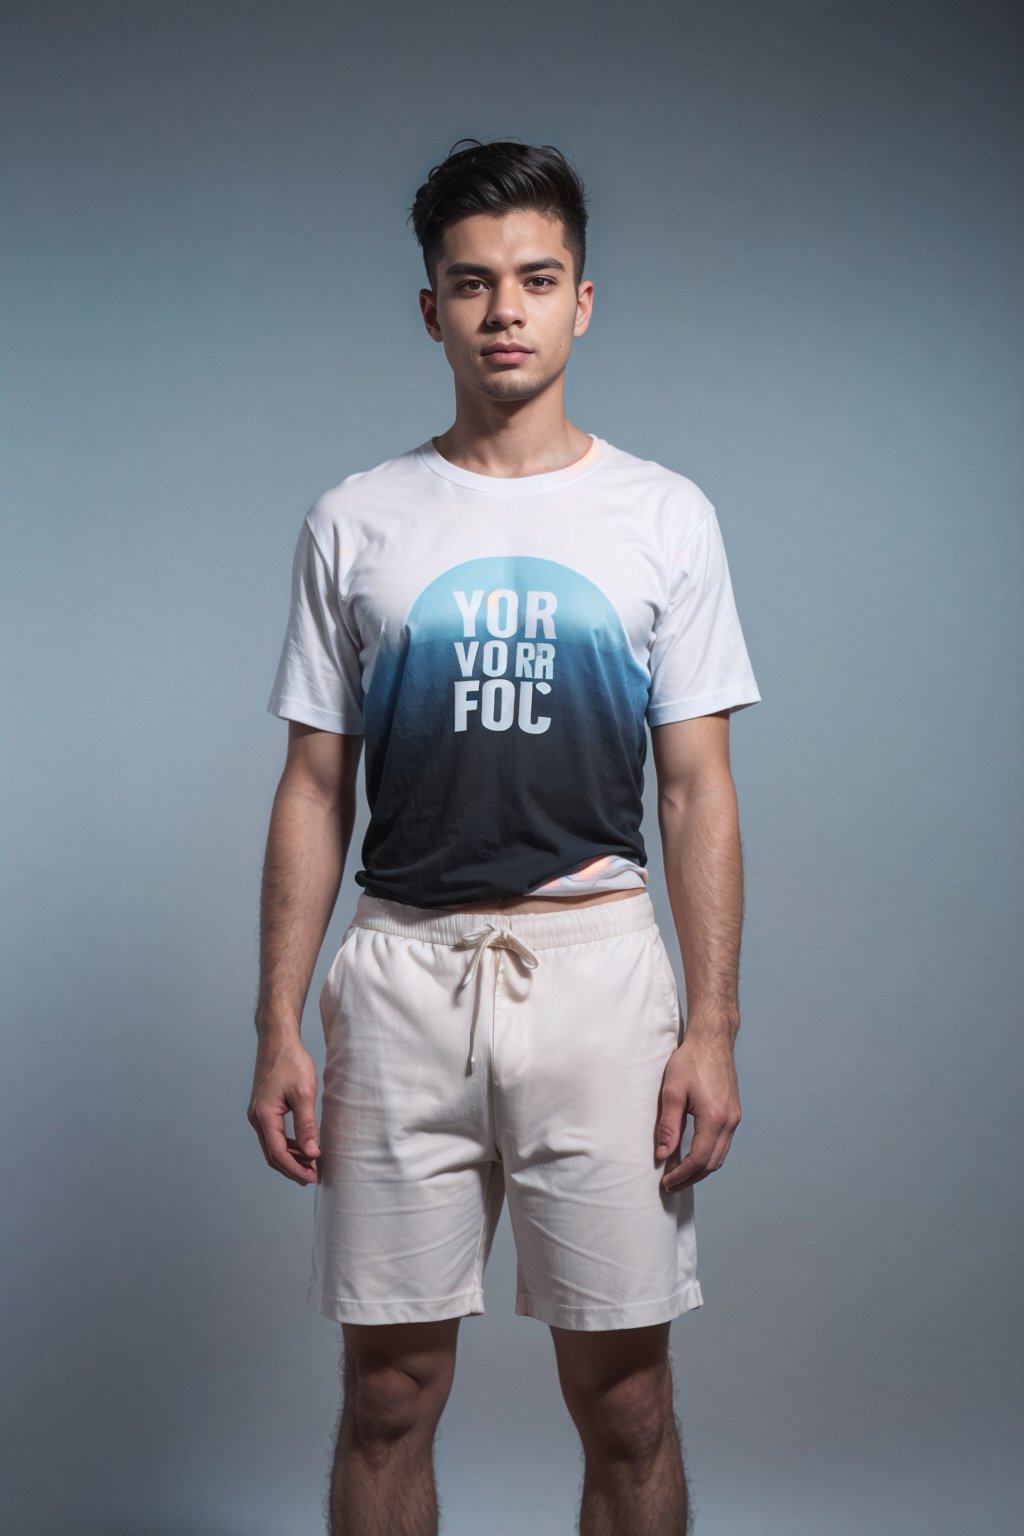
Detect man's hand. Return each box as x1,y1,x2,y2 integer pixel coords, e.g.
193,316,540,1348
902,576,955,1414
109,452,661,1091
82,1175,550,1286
247,1036,322,1186
654,1032,742,1192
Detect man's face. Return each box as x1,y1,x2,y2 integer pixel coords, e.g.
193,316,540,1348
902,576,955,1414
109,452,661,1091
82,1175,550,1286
419,208,594,405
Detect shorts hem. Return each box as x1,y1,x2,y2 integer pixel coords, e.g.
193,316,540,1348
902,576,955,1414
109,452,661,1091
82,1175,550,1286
513,1279,704,1330
308,1282,486,1325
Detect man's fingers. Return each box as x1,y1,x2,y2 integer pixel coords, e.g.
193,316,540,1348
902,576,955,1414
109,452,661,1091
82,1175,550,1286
656,1040,742,1192
654,1083,685,1163
261,1113,318,1184
286,1134,321,1172
662,1124,735,1192
251,1115,273,1170
294,1113,321,1159
661,1122,716,1189
247,1063,321,1185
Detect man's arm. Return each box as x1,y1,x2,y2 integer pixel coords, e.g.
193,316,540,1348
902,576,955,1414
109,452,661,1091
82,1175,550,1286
650,711,745,1192
248,721,363,1186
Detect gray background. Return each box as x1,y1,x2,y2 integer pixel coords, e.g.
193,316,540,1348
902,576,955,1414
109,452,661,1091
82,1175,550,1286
3,2,1021,1533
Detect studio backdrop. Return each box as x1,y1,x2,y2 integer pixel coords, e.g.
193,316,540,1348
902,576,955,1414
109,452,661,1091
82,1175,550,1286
2,3,1021,1533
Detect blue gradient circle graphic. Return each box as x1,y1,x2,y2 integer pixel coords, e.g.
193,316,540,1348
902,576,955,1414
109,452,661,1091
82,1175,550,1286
363,555,650,764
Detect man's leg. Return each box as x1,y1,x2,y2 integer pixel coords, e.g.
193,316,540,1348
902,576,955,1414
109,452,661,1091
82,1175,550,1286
327,1317,461,1536
551,1321,691,1536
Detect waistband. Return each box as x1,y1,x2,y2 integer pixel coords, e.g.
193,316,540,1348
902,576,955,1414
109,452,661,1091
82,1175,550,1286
349,889,658,948
348,890,660,1077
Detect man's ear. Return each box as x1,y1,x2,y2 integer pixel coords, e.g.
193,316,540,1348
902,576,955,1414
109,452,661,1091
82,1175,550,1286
573,279,595,338
419,287,442,342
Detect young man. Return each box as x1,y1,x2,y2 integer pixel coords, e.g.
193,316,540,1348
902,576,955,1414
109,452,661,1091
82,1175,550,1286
250,139,761,1536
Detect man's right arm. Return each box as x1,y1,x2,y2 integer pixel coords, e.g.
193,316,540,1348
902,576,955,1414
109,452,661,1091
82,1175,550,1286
248,721,364,1185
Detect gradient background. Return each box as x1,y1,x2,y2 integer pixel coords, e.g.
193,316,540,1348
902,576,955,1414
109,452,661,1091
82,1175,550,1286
2,2,1021,1533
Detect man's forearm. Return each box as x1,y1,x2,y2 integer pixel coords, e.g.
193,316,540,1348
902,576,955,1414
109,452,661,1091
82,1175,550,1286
255,782,349,1042
658,780,745,1047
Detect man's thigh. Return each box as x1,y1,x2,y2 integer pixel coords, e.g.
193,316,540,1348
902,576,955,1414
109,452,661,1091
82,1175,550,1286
496,918,700,1332
312,921,503,1325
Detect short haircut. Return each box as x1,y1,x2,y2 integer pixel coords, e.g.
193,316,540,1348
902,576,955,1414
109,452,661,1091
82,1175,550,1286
409,138,589,290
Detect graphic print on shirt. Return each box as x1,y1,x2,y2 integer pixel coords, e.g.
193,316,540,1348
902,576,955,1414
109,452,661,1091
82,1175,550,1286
358,556,652,893
364,555,647,750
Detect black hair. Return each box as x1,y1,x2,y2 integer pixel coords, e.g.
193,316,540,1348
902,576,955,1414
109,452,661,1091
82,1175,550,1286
409,138,588,290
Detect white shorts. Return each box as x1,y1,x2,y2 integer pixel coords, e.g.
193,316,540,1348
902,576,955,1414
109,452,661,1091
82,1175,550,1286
310,889,704,1331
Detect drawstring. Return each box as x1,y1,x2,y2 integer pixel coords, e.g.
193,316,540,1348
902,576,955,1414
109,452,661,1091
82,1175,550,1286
452,924,540,1072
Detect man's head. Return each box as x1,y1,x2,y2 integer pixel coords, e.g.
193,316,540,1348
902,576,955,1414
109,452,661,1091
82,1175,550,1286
411,139,594,410
409,139,588,293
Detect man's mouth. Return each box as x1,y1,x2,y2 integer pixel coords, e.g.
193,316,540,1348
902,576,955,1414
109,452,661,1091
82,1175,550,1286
482,345,533,363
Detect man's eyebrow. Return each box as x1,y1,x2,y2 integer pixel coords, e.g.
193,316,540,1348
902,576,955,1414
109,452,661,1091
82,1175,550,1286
443,257,569,277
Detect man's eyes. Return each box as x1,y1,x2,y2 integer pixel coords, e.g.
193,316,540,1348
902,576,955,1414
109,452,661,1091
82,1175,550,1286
455,276,556,291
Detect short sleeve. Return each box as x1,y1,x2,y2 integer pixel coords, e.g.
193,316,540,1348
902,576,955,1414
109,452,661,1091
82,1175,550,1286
266,515,365,734
646,506,761,727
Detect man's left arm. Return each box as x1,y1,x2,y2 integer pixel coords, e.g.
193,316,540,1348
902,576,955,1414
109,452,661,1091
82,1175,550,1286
651,710,746,1193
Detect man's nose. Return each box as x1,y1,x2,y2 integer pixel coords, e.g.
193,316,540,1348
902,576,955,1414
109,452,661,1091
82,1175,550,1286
486,280,525,326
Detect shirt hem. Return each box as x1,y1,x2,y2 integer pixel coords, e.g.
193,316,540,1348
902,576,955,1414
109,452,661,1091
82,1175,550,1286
647,687,762,727
266,696,364,734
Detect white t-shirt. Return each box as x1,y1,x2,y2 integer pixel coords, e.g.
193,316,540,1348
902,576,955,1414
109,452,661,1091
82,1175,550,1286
267,433,761,908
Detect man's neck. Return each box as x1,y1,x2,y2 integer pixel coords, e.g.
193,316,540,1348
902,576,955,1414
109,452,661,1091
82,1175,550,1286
431,412,593,480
